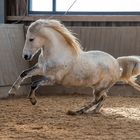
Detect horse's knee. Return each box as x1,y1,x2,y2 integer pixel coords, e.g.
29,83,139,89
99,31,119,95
31,81,39,90
20,66,38,78
20,70,28,78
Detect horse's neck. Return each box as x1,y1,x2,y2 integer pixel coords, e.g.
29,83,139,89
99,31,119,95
42,39,75,63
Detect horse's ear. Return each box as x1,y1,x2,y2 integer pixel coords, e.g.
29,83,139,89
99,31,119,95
29,21,42,34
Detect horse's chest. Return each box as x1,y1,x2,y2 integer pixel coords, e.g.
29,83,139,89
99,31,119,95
41,60,69,80
43,61,59,74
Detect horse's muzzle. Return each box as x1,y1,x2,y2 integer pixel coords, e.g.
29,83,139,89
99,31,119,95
23,54,31,60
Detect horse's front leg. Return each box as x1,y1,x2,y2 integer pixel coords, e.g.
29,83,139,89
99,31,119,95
28,76,55,105
8,64,41,96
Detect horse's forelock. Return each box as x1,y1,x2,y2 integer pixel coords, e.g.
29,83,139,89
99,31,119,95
29,19,61,33
28,20,44,33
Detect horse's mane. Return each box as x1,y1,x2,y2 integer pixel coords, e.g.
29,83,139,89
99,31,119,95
29,19,83,55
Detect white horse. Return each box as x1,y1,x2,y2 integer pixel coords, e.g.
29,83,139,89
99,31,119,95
117,56,140,91
9,19,122,115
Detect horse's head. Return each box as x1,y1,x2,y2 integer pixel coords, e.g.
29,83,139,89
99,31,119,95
23,21,46,61
23,19,82,61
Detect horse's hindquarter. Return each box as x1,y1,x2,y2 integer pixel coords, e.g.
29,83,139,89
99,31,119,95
62,51,120,87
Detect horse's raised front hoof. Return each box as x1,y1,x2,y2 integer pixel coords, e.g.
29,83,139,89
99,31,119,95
30,98,37,105
8,88,16,97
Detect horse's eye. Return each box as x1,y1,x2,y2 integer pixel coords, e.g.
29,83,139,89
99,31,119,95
29,38,34,42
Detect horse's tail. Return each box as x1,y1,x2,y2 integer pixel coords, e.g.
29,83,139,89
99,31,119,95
117,56,140,79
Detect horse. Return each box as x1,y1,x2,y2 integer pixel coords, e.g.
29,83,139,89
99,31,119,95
8,19,122,115
117,56,140,91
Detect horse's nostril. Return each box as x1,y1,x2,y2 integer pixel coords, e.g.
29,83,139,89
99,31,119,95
24,55,28,60
24,54,31,60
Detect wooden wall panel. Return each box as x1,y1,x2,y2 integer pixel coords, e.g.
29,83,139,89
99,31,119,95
0,24,30,98
0,24,30,85
7,0,27,16
70,26,140,58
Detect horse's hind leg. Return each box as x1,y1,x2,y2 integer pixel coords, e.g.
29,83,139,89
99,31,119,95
8,64,41,96
128,77,140,91
28,77,55,105
91,91,107,113
67,89,108,115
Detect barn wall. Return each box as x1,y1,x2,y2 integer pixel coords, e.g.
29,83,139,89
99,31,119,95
69,26,140,58
0,24,30,98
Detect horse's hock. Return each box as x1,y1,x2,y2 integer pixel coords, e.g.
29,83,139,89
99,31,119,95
0,24,140,98
0,24,30,98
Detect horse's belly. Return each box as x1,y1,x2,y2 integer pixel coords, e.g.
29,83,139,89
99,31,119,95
61,70,97,87
62,76,92,87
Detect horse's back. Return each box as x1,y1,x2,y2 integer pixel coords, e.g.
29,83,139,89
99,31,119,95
82,51,119,68
83,50,116,63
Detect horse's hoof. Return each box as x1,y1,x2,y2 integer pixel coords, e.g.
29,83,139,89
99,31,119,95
30,98,37,105
8,90,16,97
8,93,15,97
88,109,101,115
8,92,15,96
66,110,77,115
